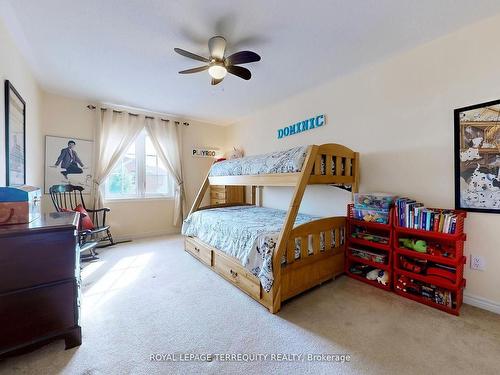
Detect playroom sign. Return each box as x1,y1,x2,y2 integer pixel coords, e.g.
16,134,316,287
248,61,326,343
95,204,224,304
192,147,218,158
277,114,326,139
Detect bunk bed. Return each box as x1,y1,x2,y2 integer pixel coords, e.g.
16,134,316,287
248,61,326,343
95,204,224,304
182,144,360,313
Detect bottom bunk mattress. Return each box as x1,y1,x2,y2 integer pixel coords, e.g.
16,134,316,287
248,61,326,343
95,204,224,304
181,205,320,292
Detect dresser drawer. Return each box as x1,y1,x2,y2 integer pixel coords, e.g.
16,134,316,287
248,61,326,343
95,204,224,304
213,253,261,300
0,279,77,352
185,237,212,266
0,229,77,293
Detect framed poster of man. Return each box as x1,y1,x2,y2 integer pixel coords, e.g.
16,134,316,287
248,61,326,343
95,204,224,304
454,99,500,213
45,135,94,194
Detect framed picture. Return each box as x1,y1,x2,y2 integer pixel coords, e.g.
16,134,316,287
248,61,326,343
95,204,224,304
4,80,26,186
454,99,500,213
44,135,94,194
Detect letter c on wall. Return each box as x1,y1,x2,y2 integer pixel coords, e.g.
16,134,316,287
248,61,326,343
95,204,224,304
315,114,325,127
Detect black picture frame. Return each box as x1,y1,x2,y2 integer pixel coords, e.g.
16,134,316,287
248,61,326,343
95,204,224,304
4,80,26,186
454,99,500,214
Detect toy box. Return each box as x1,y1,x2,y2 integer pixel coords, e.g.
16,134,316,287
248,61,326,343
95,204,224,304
350,247,388,264
0,186,41,225
354,193,396,210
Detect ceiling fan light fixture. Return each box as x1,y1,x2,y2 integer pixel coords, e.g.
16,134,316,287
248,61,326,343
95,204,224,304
208,63,227,79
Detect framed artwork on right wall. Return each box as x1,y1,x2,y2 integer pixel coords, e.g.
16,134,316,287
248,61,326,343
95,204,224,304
454,99,500,213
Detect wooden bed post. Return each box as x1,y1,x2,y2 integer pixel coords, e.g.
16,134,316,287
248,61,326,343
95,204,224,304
352,152,360,194
188,169,211,216
270,145,319,313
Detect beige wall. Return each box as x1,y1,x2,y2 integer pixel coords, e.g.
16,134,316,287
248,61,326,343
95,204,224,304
227,14,500,311
0,19,42,188
40,91,226,239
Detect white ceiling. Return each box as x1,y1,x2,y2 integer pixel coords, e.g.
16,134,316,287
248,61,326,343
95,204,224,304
2,0,500,125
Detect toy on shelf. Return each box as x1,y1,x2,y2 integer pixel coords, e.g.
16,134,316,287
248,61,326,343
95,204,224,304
399,238,427,253
350,247,387,264
377,270,389,285
399,255,427,274
398,237,456,259
351,228,389,245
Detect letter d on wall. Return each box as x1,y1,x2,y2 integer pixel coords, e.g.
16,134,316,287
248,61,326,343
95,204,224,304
277,129,284,139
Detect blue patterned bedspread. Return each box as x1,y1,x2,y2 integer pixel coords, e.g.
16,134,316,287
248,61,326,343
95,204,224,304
181,205,319,292
209,146,308,176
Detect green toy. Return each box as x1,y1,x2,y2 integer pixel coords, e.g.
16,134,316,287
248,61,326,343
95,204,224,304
399,238,427,253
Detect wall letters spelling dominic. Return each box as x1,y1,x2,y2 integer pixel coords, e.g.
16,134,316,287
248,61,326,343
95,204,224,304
277,114,326,139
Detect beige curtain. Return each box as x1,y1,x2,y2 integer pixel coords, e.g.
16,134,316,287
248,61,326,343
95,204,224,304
93,108,145,207
145,117,185,226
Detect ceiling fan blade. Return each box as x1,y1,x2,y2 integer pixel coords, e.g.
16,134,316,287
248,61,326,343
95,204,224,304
174,48,209,63
211,77,224,85
226,50,261,65
208,36,226,60
227,65,252,80
179,66,209,74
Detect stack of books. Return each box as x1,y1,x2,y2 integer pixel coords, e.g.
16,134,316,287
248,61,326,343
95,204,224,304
395,198,458,234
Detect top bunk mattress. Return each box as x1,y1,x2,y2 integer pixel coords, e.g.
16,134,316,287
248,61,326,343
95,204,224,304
181,205,319,291
209,146,308,177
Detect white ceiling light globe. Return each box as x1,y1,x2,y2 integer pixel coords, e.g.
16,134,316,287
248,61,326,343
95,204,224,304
208,64,227,79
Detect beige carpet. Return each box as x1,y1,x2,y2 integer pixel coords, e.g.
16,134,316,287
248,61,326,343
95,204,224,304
1,235,499,375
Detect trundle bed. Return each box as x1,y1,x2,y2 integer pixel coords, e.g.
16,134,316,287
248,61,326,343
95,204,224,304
182,144,360,313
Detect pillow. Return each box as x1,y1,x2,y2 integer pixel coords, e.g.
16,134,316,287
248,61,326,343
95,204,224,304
73,204,95,230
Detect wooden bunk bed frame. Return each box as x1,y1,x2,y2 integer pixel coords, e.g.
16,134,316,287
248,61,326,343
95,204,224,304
185,144,360,313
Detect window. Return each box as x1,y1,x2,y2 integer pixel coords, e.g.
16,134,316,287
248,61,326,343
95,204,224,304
105,130,175,199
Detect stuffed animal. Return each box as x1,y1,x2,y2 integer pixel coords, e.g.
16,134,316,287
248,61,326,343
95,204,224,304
366,268,381,281
227,147,244,159
377,270,389,285
399,238,427,253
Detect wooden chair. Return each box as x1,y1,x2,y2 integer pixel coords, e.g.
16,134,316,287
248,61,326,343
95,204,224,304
49,184,115,260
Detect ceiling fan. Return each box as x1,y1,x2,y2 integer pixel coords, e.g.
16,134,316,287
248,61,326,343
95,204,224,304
174,36,261,85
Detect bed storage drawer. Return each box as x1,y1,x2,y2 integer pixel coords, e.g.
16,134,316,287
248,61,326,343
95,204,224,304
213,253,261,300
185,237,212,266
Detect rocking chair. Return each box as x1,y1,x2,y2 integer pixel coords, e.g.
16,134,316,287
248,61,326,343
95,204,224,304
49,184,116,260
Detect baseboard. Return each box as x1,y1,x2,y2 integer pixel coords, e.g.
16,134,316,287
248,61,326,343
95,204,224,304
463,293,500,315
114,230,180,242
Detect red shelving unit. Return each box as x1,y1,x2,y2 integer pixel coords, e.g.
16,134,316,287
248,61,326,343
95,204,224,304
393,208,467,316
345,204,394,292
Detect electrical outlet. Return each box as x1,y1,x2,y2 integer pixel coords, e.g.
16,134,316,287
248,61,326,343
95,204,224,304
470,255,486,271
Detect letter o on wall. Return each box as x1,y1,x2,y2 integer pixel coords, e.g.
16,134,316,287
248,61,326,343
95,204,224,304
283,127,290,136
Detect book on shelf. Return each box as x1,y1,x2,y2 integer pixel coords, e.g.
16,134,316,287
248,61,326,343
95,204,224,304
395,198,458,234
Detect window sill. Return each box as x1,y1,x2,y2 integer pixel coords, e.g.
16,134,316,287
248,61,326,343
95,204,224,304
104,196,174,203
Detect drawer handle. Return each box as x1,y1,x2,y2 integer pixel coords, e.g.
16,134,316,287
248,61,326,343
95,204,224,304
230,269,238,278
194,247,200,252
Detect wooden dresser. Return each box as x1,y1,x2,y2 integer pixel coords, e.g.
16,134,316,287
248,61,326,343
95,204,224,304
210,185,245,205
0,212,81,358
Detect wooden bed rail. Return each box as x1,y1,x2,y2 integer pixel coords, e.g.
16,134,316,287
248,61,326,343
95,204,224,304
309,144,360,190
281,217,346,265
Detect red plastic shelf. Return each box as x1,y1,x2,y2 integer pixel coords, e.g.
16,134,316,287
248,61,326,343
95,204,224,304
393,281,464,316
347,253,391,271
393,208,467,241
394,246,462,267
347,204,393,231
348,236,392,252
394,260,465,290
394,225,466,241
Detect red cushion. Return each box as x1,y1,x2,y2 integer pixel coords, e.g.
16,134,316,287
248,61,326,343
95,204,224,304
73,204,95,230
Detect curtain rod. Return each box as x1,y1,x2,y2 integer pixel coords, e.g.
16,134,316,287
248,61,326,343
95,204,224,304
86,105,189,126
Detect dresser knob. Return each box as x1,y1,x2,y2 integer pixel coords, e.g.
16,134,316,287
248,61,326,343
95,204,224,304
194,247,200,252
230,269,238,278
